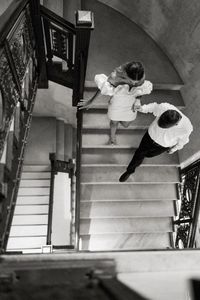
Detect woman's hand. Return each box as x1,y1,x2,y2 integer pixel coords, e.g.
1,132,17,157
77,99,92,110
132,99,141,112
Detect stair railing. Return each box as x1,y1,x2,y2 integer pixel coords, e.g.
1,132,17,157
174,160,200,248
0,0,39,252
40,5,94,106
48,153,74,246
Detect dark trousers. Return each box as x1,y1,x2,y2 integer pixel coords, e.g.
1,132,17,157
127,131,169,174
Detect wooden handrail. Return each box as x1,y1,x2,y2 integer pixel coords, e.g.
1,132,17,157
40,5,76,33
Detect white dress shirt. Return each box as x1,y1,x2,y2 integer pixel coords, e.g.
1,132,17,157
139,102,193,153
95,74,153,121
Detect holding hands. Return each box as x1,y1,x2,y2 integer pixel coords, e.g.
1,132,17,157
77,99,92,110
132,99,142,112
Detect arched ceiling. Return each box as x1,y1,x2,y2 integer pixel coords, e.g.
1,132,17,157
96,0,200,82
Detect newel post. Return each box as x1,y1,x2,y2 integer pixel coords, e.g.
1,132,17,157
72,10,94,106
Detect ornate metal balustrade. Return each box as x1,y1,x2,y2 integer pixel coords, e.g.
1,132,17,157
174,160,200,248
0,0,39,252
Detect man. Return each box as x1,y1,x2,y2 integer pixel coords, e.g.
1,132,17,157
119,102,193,182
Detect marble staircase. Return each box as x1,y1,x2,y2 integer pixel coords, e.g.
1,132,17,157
7,165,51,253
6,118,74,253
79,88,183,251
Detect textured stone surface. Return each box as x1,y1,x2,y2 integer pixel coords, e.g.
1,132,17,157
91,0,200,165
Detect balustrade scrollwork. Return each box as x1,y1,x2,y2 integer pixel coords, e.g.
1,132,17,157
174,162,200,248
0,2,39,251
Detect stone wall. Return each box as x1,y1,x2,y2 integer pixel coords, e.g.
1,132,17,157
98,0,200,166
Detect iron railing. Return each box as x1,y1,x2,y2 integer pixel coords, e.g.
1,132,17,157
174,160,200,248
0,0,39,251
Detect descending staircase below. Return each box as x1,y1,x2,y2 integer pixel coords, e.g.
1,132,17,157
7,165,51,254
79,87,183,251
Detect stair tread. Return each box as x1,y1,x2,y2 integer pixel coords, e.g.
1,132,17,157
80,217,173,234
18,187,50,196
80,200,175,218
14,205,49,215
21,172,51,179
82,147,179,165
12,215,48,225
9,225,48,237
20,180,50,188
22,165,51,172
17,196,49,205
81,165,180,183
7,236,47,250
83,89,185,110
81,183,178,200
80,232,172,250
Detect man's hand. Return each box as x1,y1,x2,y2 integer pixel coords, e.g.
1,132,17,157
167,148,175,154
77,99,92,110
132,99,142,112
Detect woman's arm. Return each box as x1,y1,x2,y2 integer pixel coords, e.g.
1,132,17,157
78,89,100,110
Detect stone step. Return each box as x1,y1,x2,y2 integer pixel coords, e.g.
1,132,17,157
83,89,185,110
12,214,48,225
7,236,47,250
80,183,178,200
14,205,49,215
83,110,153,129
22,165,51,172
81,165,180,183
80,200,175,218
9,225,48,237
19,179,50,188
82,147,179,166
80,217,173,234
80,233,172,251
21,172,51,179
18,187,49,196
17,196,49,205
82,128,145,147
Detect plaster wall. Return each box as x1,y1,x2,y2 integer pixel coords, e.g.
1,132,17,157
0,0,13,16
24,117,56,165
33,81,77,127
98,0,200,165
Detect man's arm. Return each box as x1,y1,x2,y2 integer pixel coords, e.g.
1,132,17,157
167,136,190,154
136,102,160,116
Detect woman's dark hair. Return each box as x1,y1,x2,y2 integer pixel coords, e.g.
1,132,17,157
158,110,182,128
124,61,145,81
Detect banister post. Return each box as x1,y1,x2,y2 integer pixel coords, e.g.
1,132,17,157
29,0,48,88
72,10,94,106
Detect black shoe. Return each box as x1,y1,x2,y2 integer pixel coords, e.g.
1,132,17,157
119,171,131,182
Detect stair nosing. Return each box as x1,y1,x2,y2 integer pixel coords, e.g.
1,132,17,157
80,232,172,236
81,163,180,167
80,199,178,202
80,216,174,219
81,181,179,185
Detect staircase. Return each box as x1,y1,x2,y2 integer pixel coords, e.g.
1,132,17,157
74,0,186,251
6,117,74,253
78,89,183,251
7,165,51,254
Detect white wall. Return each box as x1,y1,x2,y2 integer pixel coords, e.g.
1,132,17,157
51,172,71,245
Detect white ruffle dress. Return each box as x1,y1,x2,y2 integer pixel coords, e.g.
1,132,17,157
95,74,153,122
